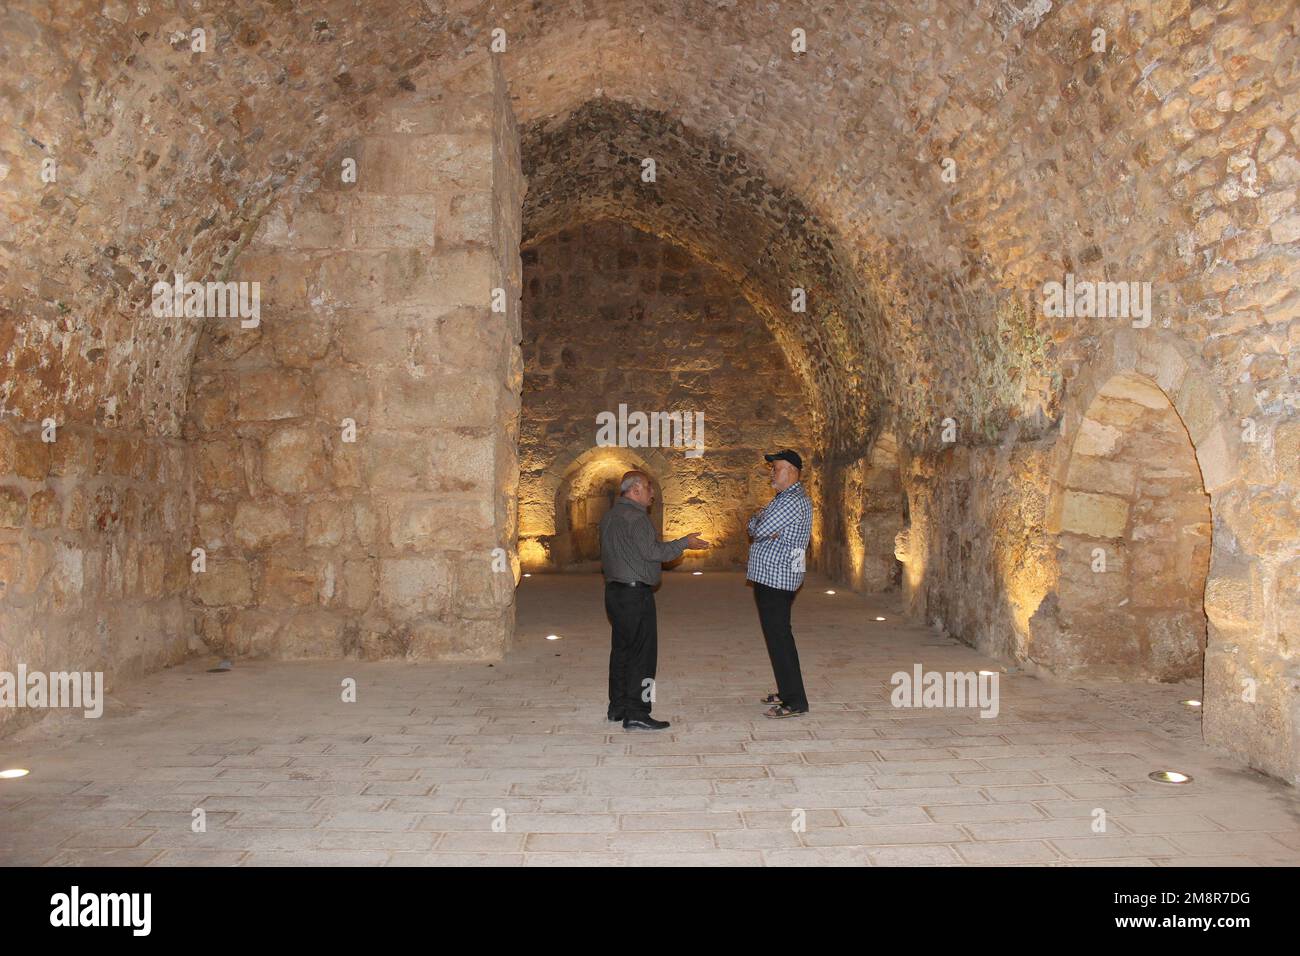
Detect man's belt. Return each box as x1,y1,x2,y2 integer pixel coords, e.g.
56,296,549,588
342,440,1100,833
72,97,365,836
606,580,649,588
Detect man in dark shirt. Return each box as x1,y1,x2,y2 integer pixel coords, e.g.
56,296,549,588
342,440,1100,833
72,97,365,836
599,470,708,730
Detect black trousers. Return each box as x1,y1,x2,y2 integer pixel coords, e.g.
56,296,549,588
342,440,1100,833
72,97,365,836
605,583,658,719
754,582,808,712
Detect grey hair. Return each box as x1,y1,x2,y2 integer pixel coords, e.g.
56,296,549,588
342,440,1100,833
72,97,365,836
620,473,646,495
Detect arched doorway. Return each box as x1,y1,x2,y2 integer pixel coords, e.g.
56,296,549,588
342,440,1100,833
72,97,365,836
553,456,663,571
858,432,906,592
519,443,675,573
818,432,906,592
1044,371,1212,680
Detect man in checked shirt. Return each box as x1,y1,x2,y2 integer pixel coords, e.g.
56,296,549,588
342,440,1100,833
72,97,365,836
747,449,813,718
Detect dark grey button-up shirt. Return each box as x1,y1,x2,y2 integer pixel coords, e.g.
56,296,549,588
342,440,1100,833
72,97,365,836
599,496,688,586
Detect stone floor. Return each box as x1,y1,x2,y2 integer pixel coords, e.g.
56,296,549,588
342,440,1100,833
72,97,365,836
1,572,1296,866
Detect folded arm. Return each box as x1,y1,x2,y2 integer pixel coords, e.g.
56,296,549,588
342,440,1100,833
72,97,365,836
750,494,801,540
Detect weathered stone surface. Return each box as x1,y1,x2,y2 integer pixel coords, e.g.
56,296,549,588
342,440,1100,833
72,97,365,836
262,428,330,495
192,560,253,607
0,1,1294,785
518,221,813,571
1060,491,1131,539
181,66,521,665
234,502,295,551
379,558,451,615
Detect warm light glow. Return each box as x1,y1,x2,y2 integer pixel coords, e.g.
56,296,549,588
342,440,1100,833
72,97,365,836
518,537,549,571
825,590,835,595
1148,770,1192,784
0,768,30,779
523,573,532,578
692,571,703,576
1181,699,1201,707
874,616,886,621
545,634,561,641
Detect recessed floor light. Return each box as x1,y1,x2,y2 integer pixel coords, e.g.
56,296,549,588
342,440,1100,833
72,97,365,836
825,590,836,595
1148,770,1192,785
692,571,703,575
0,768,30,779
874,616,886,621
545,634,561,641
523,573,531,578
1181,699,1201,707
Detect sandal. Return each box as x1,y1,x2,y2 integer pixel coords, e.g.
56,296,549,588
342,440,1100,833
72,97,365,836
764,704,807,719
760,692,783,705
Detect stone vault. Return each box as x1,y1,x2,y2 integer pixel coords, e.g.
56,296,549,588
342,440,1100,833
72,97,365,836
1,0,1297,784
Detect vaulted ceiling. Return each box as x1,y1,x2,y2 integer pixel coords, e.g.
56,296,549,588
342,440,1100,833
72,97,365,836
3,0,1292,451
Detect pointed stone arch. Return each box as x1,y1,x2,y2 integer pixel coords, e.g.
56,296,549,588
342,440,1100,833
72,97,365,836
519,439,680,571
1029,330,1267,762
1045,330,1239,529
819,430,905,591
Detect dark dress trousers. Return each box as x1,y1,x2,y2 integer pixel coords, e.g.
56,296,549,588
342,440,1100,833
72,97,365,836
598,496,689,719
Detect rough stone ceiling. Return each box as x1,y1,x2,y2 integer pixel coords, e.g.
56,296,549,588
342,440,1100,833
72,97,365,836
3,0,1293,447
520,99,879,453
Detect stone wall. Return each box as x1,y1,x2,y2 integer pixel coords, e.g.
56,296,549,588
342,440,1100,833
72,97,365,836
1043,373,1212,680
2,0,1296,781
518,221,814,571
814,433,906,592
185,61,522,661
889,331,1297,783
0,420,192,734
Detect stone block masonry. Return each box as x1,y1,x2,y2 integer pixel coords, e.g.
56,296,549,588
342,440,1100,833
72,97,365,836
0,419,193,735
1,0,1296,789
517,221,813,572
185,60,523,662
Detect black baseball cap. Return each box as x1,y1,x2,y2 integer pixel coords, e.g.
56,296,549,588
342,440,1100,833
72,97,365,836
764,449,803,471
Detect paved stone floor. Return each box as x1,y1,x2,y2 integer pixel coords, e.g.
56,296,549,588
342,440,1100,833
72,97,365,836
1,573,1296,866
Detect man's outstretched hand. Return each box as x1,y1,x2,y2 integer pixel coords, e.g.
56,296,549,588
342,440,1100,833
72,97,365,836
685,533,711,550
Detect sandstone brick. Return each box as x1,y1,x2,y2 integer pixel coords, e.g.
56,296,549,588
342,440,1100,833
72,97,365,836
387,497,494,551
0,486,29,528
262,555,323,608
234,502,296,550
262,428,330,494
1070,417,1122,457
349,194,437,249
378,557,451,615
193,560,254,607
1059,491,1129,538
237,369,311,422
305,501,349,548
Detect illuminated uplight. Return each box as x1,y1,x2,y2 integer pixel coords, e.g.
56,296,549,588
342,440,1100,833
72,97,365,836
1181,699,1201,708
523,573,532,578
0,768,30,779
825,590,836,595
874,616,886,622
545,634,561,641
1148,770,1192,785
692,571,703,576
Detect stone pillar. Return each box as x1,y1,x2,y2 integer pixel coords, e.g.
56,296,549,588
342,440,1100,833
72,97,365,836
187,58,522,661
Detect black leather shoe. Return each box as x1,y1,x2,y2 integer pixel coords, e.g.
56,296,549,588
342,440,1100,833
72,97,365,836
623,716,670,731
607,709,625,721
